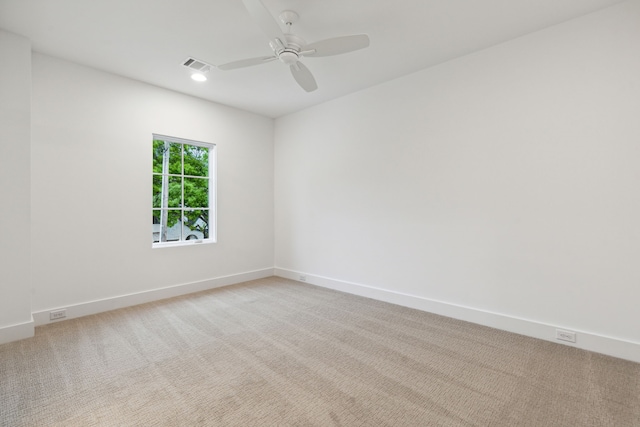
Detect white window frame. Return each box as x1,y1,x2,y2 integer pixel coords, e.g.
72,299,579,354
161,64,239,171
152,134,217,248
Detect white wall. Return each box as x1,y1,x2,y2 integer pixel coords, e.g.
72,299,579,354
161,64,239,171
30,54,274,316
275,1,640,360
0,30,33,343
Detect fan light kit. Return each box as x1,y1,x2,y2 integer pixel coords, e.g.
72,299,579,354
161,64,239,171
218,0,370,92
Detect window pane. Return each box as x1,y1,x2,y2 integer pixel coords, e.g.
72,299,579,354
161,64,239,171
154,210,183,242
154,175,182,209
152,140,165,173
168,143,182,175
153,141,182,175
152,175,163,208
184,177,208,208
152,210,161,242
184,145,209,177
167,210,183,242
184,209,209,240
167,176,182,208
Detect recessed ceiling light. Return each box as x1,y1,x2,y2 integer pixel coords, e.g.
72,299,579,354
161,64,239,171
182,57,214,83
191,73,207,82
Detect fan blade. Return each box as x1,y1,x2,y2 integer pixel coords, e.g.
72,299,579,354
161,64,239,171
242,0,288,47
304,34,370,57
290,62,318,92
218,55,276,71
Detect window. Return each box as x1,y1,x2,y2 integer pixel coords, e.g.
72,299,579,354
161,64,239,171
152,135,215,247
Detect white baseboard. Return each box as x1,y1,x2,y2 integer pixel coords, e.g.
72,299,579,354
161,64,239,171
33,268,274,327
275,268,640,364
0,318,34,345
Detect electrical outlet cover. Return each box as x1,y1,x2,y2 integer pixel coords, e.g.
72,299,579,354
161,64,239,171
50,309,67,321
556,329,576,343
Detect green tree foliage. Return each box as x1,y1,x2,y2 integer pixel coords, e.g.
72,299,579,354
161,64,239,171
153,140,210,239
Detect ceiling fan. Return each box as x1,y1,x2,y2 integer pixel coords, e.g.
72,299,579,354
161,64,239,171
218,0,370,92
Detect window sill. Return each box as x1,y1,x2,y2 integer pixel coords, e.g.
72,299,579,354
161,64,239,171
152,239,216,249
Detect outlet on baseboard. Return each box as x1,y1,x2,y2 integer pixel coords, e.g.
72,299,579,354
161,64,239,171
50,309,67,321
556,329,576,343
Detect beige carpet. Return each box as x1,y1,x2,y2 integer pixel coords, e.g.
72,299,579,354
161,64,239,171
1,277,638,426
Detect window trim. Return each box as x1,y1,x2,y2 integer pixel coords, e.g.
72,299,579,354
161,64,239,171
152,134,217,248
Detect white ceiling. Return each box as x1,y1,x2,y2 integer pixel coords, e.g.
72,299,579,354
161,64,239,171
0,0,627,117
